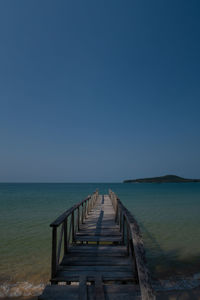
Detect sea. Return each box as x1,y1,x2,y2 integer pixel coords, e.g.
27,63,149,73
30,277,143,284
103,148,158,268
1,182,200,297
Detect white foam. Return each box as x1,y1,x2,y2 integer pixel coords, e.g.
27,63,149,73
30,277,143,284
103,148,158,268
0,281,45,297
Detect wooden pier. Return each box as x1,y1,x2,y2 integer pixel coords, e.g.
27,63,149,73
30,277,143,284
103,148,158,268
39,190,155,300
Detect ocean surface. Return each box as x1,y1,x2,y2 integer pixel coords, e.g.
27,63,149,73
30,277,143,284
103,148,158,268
1,182,200,297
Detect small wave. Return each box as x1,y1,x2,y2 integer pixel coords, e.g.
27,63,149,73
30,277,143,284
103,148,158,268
0,281,45,297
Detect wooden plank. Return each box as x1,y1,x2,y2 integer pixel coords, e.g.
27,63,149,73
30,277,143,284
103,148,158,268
95,274,105,300
38,285,79,300
68,248,126,254
83,219,117,224
53,271,135,282
58,265,132,272
66,252,127,258
64,252,126,258
68,245,127,253
104,284,140,293
62,255,130,262
81,218,116,222
87,284,141,300
61,256,132,266
79,225,120,230
76,231,122,237
79,275,87,300
75,236,122,242
78,222,119,227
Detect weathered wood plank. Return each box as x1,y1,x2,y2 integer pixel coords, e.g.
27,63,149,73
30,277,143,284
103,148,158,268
95,274,105,300
75,236,122,242
104,284,140,293
79,225,120,230
66,250,127,257
87,285,141,300
58,265,132,272
38,284,141,300
65,252,126,258
79,275,87,300
68,245,127,252
52,271,135,282
38,285,79,300
61,256,132,266
76,231,122,237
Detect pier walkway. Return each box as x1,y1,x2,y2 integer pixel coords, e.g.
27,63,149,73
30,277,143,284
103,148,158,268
39,191,155,300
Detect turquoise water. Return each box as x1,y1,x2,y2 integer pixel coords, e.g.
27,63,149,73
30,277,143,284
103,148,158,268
1,183,200,295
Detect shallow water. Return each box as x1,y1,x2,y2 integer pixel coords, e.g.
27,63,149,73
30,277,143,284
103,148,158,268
1,183,200,296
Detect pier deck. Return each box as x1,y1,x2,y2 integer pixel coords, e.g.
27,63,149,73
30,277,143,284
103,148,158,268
39,191,155,300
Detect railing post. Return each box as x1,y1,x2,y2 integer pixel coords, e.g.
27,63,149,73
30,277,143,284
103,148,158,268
119,210,122,232
51,226,57,280
71,211,75,243
115,198,118,223
122,215,125,245
86,200,88,216
77,207,80,230
129,237,139,283
81,203,84,223
88,197,91,212
91,195,93,209
64,218,68,255
87,199,89,213
84,201,86,219
126,222,130,256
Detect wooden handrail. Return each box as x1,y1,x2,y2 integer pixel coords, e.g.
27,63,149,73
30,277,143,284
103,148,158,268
109,190,155,300
50,190,99,280
50,196,91,227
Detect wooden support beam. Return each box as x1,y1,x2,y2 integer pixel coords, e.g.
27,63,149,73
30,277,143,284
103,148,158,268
79,275,87,300
95,275,105,300
51,226,57,280
57,223,64,264
72,211,75,243
81,203,84,224
77,207,80,230
64,218,68,255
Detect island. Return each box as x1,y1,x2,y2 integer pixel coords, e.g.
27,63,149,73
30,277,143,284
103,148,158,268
123,175,200,183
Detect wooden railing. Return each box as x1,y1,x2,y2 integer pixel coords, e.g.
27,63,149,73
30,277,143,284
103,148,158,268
109,190,155,300
50,190,99,279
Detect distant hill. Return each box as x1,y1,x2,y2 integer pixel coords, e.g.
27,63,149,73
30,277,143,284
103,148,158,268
123,175,200,183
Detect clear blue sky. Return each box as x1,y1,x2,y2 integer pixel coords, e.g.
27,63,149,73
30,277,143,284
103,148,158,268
0,0,200,182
